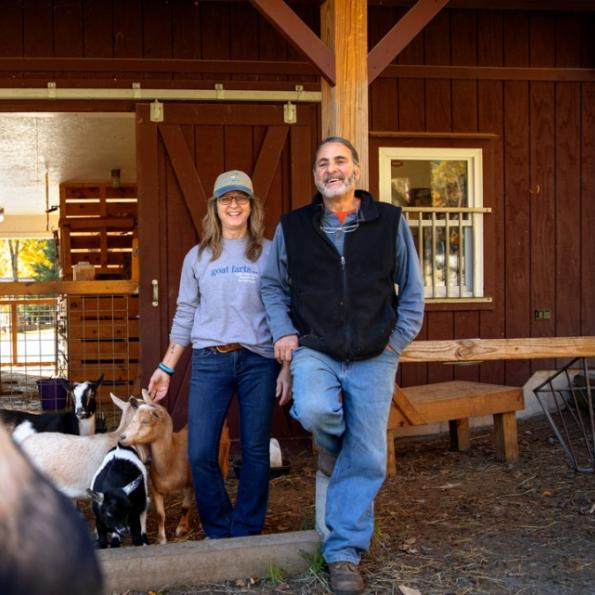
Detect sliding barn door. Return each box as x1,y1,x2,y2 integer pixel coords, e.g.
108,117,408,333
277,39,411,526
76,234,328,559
136,103,317,435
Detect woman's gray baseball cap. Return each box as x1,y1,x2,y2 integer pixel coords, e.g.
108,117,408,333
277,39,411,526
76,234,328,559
213,170,254,198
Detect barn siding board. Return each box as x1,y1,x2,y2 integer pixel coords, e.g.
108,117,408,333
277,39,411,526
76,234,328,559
289,124,314,211
477,11,503,66
195,125,225,197
258,12,289,82
424,80,451,132
424,10,450,66
529,14,556,67
370,78,399,131
83,0,114,67
555,15,581,68
451,10,476,67
144,0,173,81
113,0,143,60
424,9,451,133
231,3,259,82
503,11,529,67
529,81,556,370
53,0,83,58
581,83,595,335
555,83,581,339
478,80,506,384
137,107,162,390
399,79,425,130
0,0,23,59
581,15,595,68
504,81,531,386
172,0,201,83
201,2,230,63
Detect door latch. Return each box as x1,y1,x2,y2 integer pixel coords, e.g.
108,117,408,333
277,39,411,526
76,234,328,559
151,279,159,307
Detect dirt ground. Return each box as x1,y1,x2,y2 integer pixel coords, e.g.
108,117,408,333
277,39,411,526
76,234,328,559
96,412,595,595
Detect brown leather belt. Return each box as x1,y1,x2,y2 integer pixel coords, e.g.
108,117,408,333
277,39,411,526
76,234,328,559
210,343,242,353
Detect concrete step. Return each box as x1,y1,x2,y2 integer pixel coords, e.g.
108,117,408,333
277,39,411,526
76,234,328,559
99,530,320,593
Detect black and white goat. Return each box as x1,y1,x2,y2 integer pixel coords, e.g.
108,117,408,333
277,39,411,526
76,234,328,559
0,374,104,436
0,420,103,595
87,443,149,548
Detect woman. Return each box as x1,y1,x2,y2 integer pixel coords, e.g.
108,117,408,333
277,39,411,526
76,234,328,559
147,169,290,538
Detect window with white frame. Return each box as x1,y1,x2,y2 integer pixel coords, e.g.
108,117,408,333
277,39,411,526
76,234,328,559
379,147,488,300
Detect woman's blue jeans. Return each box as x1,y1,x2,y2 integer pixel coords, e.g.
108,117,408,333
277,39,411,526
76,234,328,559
290,346,399,564
188,347,278,538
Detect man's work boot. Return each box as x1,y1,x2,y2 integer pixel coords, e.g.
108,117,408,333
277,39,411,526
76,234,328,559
328,562,365,595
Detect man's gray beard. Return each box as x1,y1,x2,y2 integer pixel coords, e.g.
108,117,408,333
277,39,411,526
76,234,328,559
315,173,357,198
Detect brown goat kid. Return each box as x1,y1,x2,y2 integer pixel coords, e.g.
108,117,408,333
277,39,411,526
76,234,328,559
119,389,230,544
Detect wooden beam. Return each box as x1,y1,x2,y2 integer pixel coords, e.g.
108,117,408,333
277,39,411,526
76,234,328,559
249,0,335,85
320,0,369,186
380,64,595,82
370,0,595,10
0,280,138,296
0,57,317,77
368,0,449,84
400,337,595,363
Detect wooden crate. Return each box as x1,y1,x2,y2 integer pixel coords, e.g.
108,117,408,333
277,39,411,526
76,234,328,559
59,182,137,280
66,295,140,403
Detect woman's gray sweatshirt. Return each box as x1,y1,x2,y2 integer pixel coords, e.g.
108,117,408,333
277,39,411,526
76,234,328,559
170,238,274,359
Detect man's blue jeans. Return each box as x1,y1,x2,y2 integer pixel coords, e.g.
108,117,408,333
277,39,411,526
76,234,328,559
290,346,399,564
188,347,277,538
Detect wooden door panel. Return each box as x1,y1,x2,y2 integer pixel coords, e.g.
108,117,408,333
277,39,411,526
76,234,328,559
137,103,316,434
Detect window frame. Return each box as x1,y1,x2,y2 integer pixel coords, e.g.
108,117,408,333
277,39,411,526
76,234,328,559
378,146,486,301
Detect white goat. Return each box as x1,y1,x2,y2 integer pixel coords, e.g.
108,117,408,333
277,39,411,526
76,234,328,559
15,394,135,499
119,389,230,544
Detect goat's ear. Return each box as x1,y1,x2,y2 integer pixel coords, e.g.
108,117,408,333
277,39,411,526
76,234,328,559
94,373,105,388
59,378,74,393
122,474,143,496
141,388,153,404
110,393,126,410
87,488,104,505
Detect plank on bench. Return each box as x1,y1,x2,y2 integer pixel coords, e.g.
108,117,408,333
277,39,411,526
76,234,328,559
387,381,524,476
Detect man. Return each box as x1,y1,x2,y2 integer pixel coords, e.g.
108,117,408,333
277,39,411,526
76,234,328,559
261,136,424,595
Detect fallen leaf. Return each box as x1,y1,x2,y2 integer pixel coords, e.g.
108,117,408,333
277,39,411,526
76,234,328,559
543,490,552,497
398,585,422,595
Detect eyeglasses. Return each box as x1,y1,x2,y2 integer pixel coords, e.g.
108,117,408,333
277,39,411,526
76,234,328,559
217,193,251,206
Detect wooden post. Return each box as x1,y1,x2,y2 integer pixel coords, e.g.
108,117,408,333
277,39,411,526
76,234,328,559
320,0,369,187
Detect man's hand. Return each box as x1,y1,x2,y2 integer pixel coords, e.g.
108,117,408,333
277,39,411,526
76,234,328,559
147,368,170,402
275,361,292,406
274,334,299,363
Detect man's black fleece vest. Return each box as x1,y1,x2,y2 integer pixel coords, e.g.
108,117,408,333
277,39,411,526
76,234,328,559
281,191,401,361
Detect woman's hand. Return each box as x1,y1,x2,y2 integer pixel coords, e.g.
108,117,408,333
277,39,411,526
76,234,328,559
147,368,170,402
275,361,292,406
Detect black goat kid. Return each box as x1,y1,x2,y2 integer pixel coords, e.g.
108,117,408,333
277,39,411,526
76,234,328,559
88,443,149,548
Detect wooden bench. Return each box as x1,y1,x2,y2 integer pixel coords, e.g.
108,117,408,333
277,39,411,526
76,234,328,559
386,337,595,476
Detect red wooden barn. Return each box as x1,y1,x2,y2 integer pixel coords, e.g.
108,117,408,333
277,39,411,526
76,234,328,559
0,1,593,441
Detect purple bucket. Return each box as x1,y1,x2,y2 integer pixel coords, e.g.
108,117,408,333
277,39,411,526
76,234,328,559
37,378,68,411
